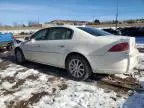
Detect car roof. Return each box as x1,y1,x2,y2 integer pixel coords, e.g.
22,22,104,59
44,25,87,30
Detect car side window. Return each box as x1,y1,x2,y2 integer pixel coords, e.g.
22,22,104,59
31,29,48,40
47,28,73,40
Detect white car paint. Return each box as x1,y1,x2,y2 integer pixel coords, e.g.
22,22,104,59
16,25,140,74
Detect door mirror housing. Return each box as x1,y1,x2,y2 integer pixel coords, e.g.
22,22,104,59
24,37,30,41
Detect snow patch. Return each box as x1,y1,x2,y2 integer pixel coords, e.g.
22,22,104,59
38,74,50,82
16,69,39,79
137,44,144,49
0,65,25,78
2,81,16,90
0,95,15,108
140,53,144,61
115,74,129,79
0,58,2,63
36,80,125,108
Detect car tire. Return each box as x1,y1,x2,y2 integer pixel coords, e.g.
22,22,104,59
66,55,92,81
15,49,25,64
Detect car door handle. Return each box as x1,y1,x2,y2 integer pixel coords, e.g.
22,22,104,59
58,45,65,48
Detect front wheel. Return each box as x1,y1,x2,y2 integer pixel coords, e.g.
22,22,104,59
15,49,25,64
66,55,92,81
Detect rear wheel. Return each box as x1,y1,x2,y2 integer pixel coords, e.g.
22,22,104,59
66,55,92,81
15,49,25,64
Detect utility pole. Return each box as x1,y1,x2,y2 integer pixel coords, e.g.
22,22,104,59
93,16,95,23
115,0,119,29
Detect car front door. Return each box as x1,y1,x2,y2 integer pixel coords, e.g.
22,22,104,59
21,29,48,62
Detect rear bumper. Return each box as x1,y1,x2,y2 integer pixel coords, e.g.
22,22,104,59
87,49,140,74
126,49,140,73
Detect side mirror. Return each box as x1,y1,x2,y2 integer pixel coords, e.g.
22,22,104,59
24,37,30,41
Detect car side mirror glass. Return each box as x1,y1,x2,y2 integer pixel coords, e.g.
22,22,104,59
24,37,30,41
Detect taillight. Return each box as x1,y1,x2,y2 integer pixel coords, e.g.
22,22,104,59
108,42,129,52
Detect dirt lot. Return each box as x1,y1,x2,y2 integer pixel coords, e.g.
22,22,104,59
0,49,144,108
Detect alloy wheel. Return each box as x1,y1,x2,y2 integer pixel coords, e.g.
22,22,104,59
69,59,85,78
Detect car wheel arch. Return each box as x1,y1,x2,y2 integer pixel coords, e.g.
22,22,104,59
14,47,23,55
65,52,92,70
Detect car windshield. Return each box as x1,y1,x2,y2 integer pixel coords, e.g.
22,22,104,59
77,27,112,36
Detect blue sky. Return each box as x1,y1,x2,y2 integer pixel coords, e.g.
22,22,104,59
0,0,144,25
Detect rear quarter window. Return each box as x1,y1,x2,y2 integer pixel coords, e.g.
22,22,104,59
77,27,111,36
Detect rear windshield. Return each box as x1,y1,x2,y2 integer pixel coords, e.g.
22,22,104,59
77,27,112,36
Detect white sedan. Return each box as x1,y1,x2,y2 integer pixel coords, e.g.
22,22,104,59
14,26,140,80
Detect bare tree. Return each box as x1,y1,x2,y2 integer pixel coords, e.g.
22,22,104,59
28,20,41,27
